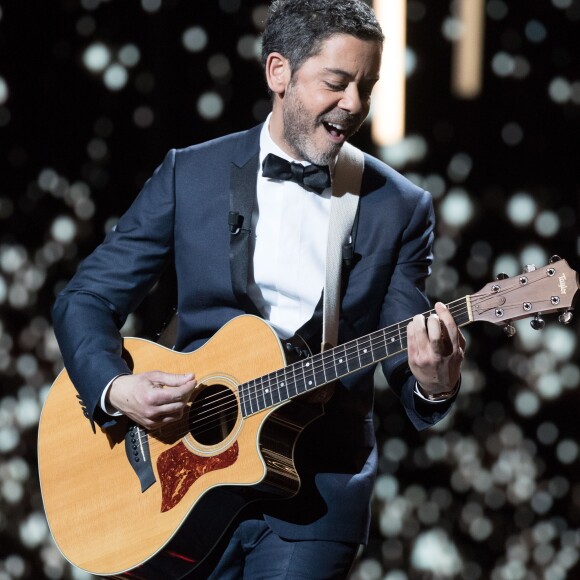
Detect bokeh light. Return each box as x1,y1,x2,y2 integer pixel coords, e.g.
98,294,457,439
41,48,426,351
1,1,579,579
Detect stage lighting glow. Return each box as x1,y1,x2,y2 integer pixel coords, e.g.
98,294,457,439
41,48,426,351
502,122,524,146
411,529,463,576
208,54,232,81
525,20,548,43
447,152,473,182
133,105,154,128
514,391,540,417
197,91,224,120
141,0,162,13
487,0,509,20
182,26,208,52
0,76,7,105
50,216,77,244
372,0,406,146
103,64,128,91
535,210,560,237
237,34,260,60
119,44,141,67
82,42,111,73
491,52,515,77
548,77,572,103
556,439,579,464
439,188,474,228
451,0,485,99
506,192,537,226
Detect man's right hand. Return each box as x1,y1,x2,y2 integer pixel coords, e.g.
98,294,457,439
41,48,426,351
107,371,197,430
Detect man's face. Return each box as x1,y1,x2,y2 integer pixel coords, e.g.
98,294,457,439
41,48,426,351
279,34,382,165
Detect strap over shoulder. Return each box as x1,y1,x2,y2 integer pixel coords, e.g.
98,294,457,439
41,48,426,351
322,143,364,351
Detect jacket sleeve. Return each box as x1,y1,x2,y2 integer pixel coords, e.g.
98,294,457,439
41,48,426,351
52,150,177,429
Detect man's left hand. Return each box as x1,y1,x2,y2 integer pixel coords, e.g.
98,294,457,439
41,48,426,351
406,302,466,397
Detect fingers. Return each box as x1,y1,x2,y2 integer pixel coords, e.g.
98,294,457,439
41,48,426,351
109,371,198,429
407,303,463,359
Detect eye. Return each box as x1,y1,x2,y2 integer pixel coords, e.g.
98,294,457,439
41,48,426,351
325,81,346,91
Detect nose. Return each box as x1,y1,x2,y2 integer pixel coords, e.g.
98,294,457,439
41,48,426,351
338,84,365,115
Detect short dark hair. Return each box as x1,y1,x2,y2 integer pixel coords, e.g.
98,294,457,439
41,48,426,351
261,0,384,74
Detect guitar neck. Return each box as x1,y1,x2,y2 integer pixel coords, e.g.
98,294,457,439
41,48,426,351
239,296,472,416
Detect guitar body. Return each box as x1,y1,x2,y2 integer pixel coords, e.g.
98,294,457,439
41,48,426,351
38,315,322,578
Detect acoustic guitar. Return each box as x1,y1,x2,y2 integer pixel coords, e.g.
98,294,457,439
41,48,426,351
37,256,578,579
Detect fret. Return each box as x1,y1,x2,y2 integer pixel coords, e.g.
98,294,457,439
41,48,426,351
262,373,274,408
283,364,299,398
313,352,327,387
239,383,249,417
384,323,403,355
333,345,349,378
302,358,316,392
270,370,283,405
243,380,254,415
357,335,374,368
256,376,267,411
250,378,260,414
372,330,388,360
452,297,470,326
293,361,308,395
323,351,338,382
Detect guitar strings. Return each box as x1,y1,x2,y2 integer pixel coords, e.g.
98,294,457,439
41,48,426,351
142,275,554,447
143,290,502,445
144,291,496,446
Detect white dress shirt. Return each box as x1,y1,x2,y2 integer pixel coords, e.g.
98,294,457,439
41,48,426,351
248,116,333,339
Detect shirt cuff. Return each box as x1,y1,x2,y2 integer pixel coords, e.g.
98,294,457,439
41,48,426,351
414,377,461,403
100,374,128,416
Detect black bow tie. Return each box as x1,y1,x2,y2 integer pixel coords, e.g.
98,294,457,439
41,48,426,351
262,153,331,194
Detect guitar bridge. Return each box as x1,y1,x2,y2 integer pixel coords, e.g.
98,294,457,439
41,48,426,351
125,423,156,493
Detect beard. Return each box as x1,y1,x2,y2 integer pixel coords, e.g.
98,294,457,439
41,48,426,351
281,80,364,166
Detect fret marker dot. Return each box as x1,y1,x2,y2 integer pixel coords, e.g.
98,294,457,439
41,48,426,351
265,388,269,393
339,358,343,363
308,381,313,385
390,338,395,342
280,382,285,387
306,362,310,367
363,349,368,353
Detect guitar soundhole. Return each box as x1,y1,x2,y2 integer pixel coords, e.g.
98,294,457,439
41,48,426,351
189,384,239,446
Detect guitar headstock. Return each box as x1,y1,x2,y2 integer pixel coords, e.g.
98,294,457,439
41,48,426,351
470,255,579,334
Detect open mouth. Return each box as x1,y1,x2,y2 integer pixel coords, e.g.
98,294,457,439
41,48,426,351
323,121,348,141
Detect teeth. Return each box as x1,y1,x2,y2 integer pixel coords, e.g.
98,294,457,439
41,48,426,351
327,122,344,130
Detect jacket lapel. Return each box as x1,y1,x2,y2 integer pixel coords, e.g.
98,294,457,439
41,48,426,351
229,135,260,315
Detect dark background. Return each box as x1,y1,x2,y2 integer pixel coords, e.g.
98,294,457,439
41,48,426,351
1,1,579,578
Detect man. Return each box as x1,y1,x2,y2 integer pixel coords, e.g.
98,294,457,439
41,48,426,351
53,0,465,577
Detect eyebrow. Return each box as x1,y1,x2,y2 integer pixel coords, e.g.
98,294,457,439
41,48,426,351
323,67,380,82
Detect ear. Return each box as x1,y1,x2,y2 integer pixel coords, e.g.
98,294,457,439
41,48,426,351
265,52,291,96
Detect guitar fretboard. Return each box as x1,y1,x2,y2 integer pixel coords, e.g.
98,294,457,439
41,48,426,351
238,296,472,417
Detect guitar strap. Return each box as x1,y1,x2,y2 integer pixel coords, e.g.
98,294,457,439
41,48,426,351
321,142,364,352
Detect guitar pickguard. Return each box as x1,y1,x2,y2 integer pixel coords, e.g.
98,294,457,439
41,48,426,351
157,441,239,512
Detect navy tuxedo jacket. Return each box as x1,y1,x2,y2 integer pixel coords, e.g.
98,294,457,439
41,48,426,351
53,124,455,544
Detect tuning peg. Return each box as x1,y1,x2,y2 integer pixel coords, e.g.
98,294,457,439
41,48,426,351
558,310,573,324
503,322,517,337
549,255,562,263
523,264,537,273
530,314,545,330
496,272,509,280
